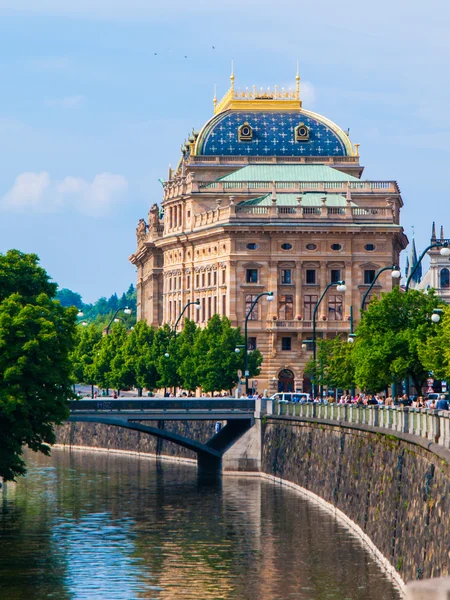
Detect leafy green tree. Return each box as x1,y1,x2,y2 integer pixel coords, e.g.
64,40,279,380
194,315,262,394
71,324,103,393
176,319,200,392
123,321,158,393
56,288,83,309
418,304,450,381
0,250,77,481
92,324,129,390
352,287,443,393
154,325,180,390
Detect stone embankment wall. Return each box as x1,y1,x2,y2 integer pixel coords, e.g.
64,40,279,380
262,416,450,584
56,420,219,461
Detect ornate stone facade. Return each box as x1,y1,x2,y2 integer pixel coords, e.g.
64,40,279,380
130,72,407,393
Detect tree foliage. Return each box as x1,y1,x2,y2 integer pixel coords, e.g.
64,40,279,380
0,250,77,481
352,287,443,392
71,314,263,396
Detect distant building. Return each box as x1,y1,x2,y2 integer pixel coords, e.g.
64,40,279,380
416,223,450,302
130,69,408,394
405,238,422,285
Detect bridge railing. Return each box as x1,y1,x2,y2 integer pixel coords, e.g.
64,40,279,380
69,398,256,412
268,401,450,448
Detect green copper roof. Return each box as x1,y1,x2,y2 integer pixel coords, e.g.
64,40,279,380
238,193,357,207
218,165,359,182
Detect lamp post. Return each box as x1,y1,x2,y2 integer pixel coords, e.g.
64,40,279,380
405,243,450,291
173,299,200,335
105,306,132,334
163,300,200,359
241,291,274,394
361,265,401,311
312,281,346,400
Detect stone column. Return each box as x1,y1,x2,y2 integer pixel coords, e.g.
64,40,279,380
267,261,278,318
406,576,450,599
319,261,327,318
295,261,302,318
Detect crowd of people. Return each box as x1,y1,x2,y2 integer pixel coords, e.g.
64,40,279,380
312,393,449,410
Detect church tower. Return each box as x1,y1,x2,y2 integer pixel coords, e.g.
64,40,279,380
417,223,450,302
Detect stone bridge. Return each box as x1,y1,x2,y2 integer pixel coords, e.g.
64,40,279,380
69,398,257,471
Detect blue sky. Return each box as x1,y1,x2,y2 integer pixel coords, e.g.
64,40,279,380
0,0,448,302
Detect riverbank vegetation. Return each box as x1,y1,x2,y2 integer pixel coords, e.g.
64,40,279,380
0,250,77,481
306,288,449,394
72,314,262,395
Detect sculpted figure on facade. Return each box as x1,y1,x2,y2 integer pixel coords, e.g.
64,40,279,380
148,204,160,228
136,218,147,246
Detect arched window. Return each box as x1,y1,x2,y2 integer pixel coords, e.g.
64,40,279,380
440,268,450,289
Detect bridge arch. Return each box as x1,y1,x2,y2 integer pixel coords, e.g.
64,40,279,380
68,415,222,459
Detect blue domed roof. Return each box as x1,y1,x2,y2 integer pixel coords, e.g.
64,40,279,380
195,109,353,157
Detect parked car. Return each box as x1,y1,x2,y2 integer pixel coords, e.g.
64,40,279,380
270,392,311,403
426,392,449,401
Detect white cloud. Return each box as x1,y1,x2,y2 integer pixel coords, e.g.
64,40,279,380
2,172,51,210
1,172,128,216
45,95,85,109
57,173,128,216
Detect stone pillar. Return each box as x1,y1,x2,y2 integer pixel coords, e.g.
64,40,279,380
319,261,327,318
295,261,302,318
406,576,450,599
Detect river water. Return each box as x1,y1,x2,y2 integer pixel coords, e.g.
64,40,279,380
0,449,401,600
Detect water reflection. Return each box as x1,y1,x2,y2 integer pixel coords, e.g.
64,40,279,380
0,450,401,600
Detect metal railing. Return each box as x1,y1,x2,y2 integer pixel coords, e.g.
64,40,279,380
268,401,450,448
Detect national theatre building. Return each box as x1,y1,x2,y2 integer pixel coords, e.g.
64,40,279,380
130,71,407,394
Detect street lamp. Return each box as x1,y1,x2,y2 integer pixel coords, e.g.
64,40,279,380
361,265,401,311
173,299,200,335
243,291,274,393
105,306,133,334
312,281,346,399
431,309,444,323
347,333,357,343
406,243,450,291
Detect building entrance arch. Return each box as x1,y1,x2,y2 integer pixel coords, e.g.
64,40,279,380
278,369,295,392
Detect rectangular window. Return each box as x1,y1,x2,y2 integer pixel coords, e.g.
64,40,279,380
213,271,217,286
278,294,294,320
364,269,376,284
304,295,318,320
281,269,292,284
196,274,199,289
213,295,217,315
331,269,340,284
306,269,316,284
178,276,181,289
246,269,258,283
222,294,226,316
202,297,206,322
208,296,212,320
207,272,211,287
168,300,172,322
202,273,205,287
328,295,343,321
187,275,190,290
222,269,226,285
248,337,257,351
245,294,259,320
281,337,292,351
